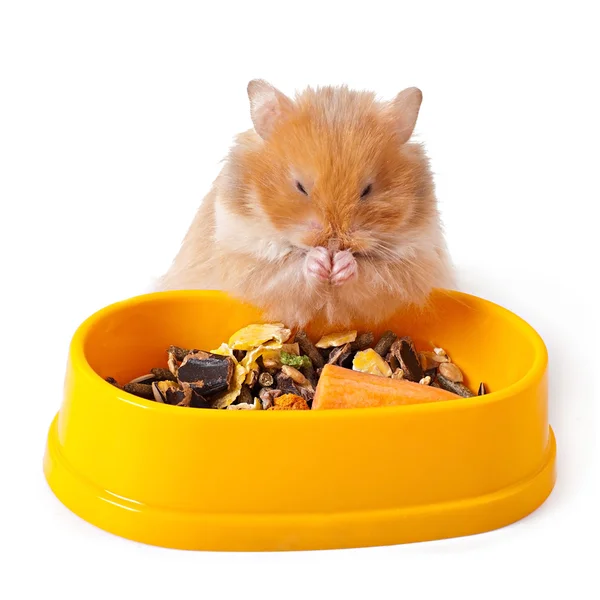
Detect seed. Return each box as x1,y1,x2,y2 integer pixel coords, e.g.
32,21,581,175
281,365,308,386
438,361,464,383
433,347,447,356
262,356,281,371
419,375,432,385
478,382,487,396
258,371,274,387
392,368,404,380
105,377,120,387
128,373,156,385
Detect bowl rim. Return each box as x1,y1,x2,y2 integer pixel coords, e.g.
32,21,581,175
70,289,548,419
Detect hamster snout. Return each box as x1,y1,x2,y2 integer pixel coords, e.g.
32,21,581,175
304,246,358,287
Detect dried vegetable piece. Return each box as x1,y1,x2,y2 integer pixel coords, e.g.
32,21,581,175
315,330,357,349
352,349,393,377
267,394,310,410
280,351,311,369
313,365,460,410
227,323,291,351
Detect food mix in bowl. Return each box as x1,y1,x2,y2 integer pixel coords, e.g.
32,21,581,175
106,323,487,410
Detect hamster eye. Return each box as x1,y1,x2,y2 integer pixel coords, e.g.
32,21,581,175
360,184,372,199
296,181,308,196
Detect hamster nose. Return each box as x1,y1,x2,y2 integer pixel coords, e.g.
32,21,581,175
327,237,352,254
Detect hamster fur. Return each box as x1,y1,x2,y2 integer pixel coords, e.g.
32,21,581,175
158,80,455,328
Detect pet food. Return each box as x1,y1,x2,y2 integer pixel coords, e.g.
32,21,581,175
106,323,486,410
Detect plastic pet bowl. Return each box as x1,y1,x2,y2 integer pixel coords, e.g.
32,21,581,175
43,289,556,551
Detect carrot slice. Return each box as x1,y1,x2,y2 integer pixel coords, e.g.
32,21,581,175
312,364,460,410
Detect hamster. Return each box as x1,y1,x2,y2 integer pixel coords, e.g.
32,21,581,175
158,80,454,328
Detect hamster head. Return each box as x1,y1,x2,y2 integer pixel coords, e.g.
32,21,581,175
241,79,437,260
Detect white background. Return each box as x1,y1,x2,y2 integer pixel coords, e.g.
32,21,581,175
1,1,598,598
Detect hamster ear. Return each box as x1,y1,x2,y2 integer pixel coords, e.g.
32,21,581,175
247,79,293,139
388,87,423,144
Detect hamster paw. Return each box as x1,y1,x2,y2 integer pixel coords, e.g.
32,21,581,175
330,250,357,286
304,246,332,282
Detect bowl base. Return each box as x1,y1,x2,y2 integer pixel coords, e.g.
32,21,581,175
44,415,556,551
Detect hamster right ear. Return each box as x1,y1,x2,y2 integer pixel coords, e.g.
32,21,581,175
247,79,293,139
388,87,423,144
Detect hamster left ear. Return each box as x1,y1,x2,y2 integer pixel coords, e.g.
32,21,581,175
388,87,423,144
247,79,294,140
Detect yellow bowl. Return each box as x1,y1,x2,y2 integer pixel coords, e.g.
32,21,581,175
43,289,556,551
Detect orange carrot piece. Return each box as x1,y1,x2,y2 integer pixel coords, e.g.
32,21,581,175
312,364,460,410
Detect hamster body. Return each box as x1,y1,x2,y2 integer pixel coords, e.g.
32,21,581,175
159,81,454,328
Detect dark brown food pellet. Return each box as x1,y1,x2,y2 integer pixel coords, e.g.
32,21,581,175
436,374,475,398
150,368,177,381
177,351,234,396
373,330,398,357
123,382,154,400
394,338,424,382
236,384,253,405
168,345,190,362
295,330,324,369
301,362,318,387
350,332,375,352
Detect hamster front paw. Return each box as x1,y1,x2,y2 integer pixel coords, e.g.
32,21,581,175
330,250,357,286
304,246,331,282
